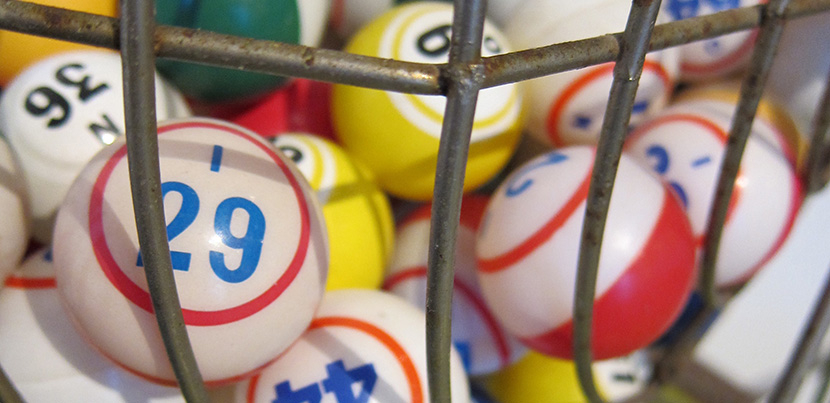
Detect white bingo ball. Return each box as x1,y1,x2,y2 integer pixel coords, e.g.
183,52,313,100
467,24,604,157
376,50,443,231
52,118,328,385
0,49,191,243
0,248,186,402
659,0,760,81
0,135,28,283
504,0,679,147
475,146,696,360
234,289,471,403
625,103,803,287
766,11,830,140
383,195,526,376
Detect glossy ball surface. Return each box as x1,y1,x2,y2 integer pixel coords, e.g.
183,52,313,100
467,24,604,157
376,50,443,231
270,133,395,290
53,118,328,385
475,146,696,360
234,289,471,403
332,2,525,201
0,136,28,283
0,50,191,243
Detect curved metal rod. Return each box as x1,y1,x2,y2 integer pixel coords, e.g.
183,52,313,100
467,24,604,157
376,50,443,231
573,1,663,402
119,1,208,400
0,364,22,403
425,0,487,401
697,0,792,308
805,67,830,194
768,263,830,402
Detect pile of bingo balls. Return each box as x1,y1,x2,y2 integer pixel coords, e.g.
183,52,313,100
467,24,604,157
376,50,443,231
0,0,825,401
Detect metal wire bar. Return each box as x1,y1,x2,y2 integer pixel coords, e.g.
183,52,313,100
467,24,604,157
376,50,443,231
813,355,830,403
698,0,792,308
0,364,22,403
119,1,208,400
572,1,663,402
3,0,829,94
768,265,830,402
805,67,830,194
425,0,487,401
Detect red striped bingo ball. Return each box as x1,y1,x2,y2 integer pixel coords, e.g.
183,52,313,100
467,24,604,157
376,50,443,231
0,136,27,283
0,248,187,401
659,0,760,81
383,195,526,376
234,289,471,403
52,118,328,386
504,0,679,147
625,103,803,288
475,146,696,360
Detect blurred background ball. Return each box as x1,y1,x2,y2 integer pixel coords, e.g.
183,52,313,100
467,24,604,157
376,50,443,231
234,289,471,403
53,118,328,385
155,0,330,103
332,1,525,201
625,102,803,288
0,0,118,86
271,133,395,290
0,50,191,244
383,195,526,376
504,0,679,147
476,146,696,360
0,136,28,283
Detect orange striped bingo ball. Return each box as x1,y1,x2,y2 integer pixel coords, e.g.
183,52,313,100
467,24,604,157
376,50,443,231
383,195,526,376
234,289,471,403
0,248,188,401
475,146,696,360
625,104,803,288
52,118,328,386
0,136,27,283
659,0,761,81
332,1,525,201
504,0,679,147
0,50,191,244
270,133,395,291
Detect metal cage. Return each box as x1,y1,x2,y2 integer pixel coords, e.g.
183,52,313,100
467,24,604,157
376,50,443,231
0,0,829,401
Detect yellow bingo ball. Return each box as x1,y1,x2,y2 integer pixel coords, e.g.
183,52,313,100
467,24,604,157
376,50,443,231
332,1,525,201
0,0,119,86
482,351,652,403
271,133,395,290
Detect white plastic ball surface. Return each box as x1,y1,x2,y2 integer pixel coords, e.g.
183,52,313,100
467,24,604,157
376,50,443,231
0,248,186,402
383,196,526,376
625,104,802,287
234,289,471,403
52,118,328,385
504,0,679,147
0,50,191,243
0,136,28,283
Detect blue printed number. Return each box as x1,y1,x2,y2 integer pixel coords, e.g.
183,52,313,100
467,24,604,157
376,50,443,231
667,0,739,20
645,144,689,208
209,197,265,283
273,361,377,403
136,182,265,283
506,152,568,197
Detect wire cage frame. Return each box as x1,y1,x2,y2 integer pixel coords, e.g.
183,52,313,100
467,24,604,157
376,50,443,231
0,0,829,402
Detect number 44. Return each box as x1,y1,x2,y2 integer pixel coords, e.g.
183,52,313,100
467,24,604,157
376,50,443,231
272,360,377,403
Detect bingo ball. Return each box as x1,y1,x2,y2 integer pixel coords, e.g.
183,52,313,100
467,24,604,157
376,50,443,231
234,289,471,403
0,0,118,86
504,0,679,147
0,136,28,282
673,81,806,171
52,118,328,385
766,12,830,140
383,194,526,375
475,146,696,360
482,350,652,403
625,103,802,287
155,0,330,103
332,2,525,201
659,0,760,81
329,0,452,40
270,133,395,290
0,50,191,244
0,248,187,402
